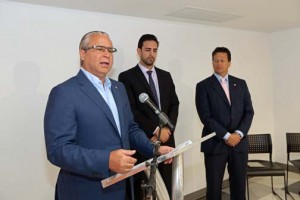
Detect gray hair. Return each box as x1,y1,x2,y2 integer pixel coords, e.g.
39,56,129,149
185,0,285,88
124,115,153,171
79,31,109,66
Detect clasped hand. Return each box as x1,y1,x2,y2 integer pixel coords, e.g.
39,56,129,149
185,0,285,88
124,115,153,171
151,127,171,143
225,132,241,147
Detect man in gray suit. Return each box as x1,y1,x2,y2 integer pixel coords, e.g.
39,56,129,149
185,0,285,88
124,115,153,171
44,31,172,200
195,47,254,200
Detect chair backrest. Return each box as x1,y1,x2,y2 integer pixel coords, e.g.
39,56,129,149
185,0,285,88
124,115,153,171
248,134,272,161
286,133,300,153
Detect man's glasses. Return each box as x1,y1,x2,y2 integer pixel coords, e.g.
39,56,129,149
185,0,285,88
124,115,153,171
83,45,117,53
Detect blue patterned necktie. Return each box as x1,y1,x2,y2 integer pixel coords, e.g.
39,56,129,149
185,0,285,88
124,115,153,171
147,70,159,106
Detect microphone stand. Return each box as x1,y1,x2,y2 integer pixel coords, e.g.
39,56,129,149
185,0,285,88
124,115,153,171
143,122,164,200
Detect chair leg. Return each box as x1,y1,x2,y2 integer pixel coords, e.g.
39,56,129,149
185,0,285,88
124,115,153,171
284,175,287,200
271,176,283,200
286,162,295,200
287,191,295,200
286,188,295,199
247,176,250,200
271,176,274,193
287,162,289,186
287,161,290,192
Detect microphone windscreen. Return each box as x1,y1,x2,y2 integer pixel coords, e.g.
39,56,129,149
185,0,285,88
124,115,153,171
139,93,149,103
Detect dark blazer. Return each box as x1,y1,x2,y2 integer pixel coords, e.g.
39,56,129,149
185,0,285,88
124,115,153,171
195,74,254,154
44,70,153,200
118,65,179,146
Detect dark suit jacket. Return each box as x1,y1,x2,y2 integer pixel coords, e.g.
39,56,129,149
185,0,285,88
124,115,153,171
118,65,179,147
44,70,153,200
195,74,254,154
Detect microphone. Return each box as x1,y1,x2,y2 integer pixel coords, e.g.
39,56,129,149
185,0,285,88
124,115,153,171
139,93,175,131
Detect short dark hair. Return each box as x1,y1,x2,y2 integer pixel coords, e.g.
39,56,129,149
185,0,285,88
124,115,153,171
212,47,231,62
137,34,159,49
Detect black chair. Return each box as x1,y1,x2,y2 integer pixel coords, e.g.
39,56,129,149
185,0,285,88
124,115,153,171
247,133,287,200
286,132,300,198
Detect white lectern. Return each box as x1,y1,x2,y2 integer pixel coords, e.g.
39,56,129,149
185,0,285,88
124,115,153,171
101,133,216,200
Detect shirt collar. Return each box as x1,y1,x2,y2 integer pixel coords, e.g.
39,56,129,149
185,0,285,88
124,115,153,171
138,63,156,75
214,73,229,83
80,67,111,88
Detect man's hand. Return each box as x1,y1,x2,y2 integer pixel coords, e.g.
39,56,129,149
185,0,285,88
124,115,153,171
109,149,137,174
151,134,158,142
226,133,241,147
154,127,171,143
158,146,174,164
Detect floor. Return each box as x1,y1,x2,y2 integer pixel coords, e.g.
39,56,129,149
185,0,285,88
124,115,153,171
198,171,300,200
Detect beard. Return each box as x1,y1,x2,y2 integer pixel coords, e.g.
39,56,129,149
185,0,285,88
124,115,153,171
141,56,155,67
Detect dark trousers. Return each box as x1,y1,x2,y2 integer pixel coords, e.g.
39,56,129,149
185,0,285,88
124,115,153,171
204,148,248,200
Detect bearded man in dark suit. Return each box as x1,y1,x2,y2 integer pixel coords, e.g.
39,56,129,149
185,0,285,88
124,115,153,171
119,34,179,199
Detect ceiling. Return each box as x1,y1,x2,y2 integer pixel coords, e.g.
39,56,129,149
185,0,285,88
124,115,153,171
7,0,300,32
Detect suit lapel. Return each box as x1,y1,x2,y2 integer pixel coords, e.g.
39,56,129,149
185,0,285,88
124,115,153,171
210,75,230,106
110,81,125,138
156,68,164,109
133,66,158,104
228,75,238,107
76,71,120,135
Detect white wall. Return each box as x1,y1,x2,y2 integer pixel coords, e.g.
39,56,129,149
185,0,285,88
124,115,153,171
271,27,300,162
0,1,276,199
